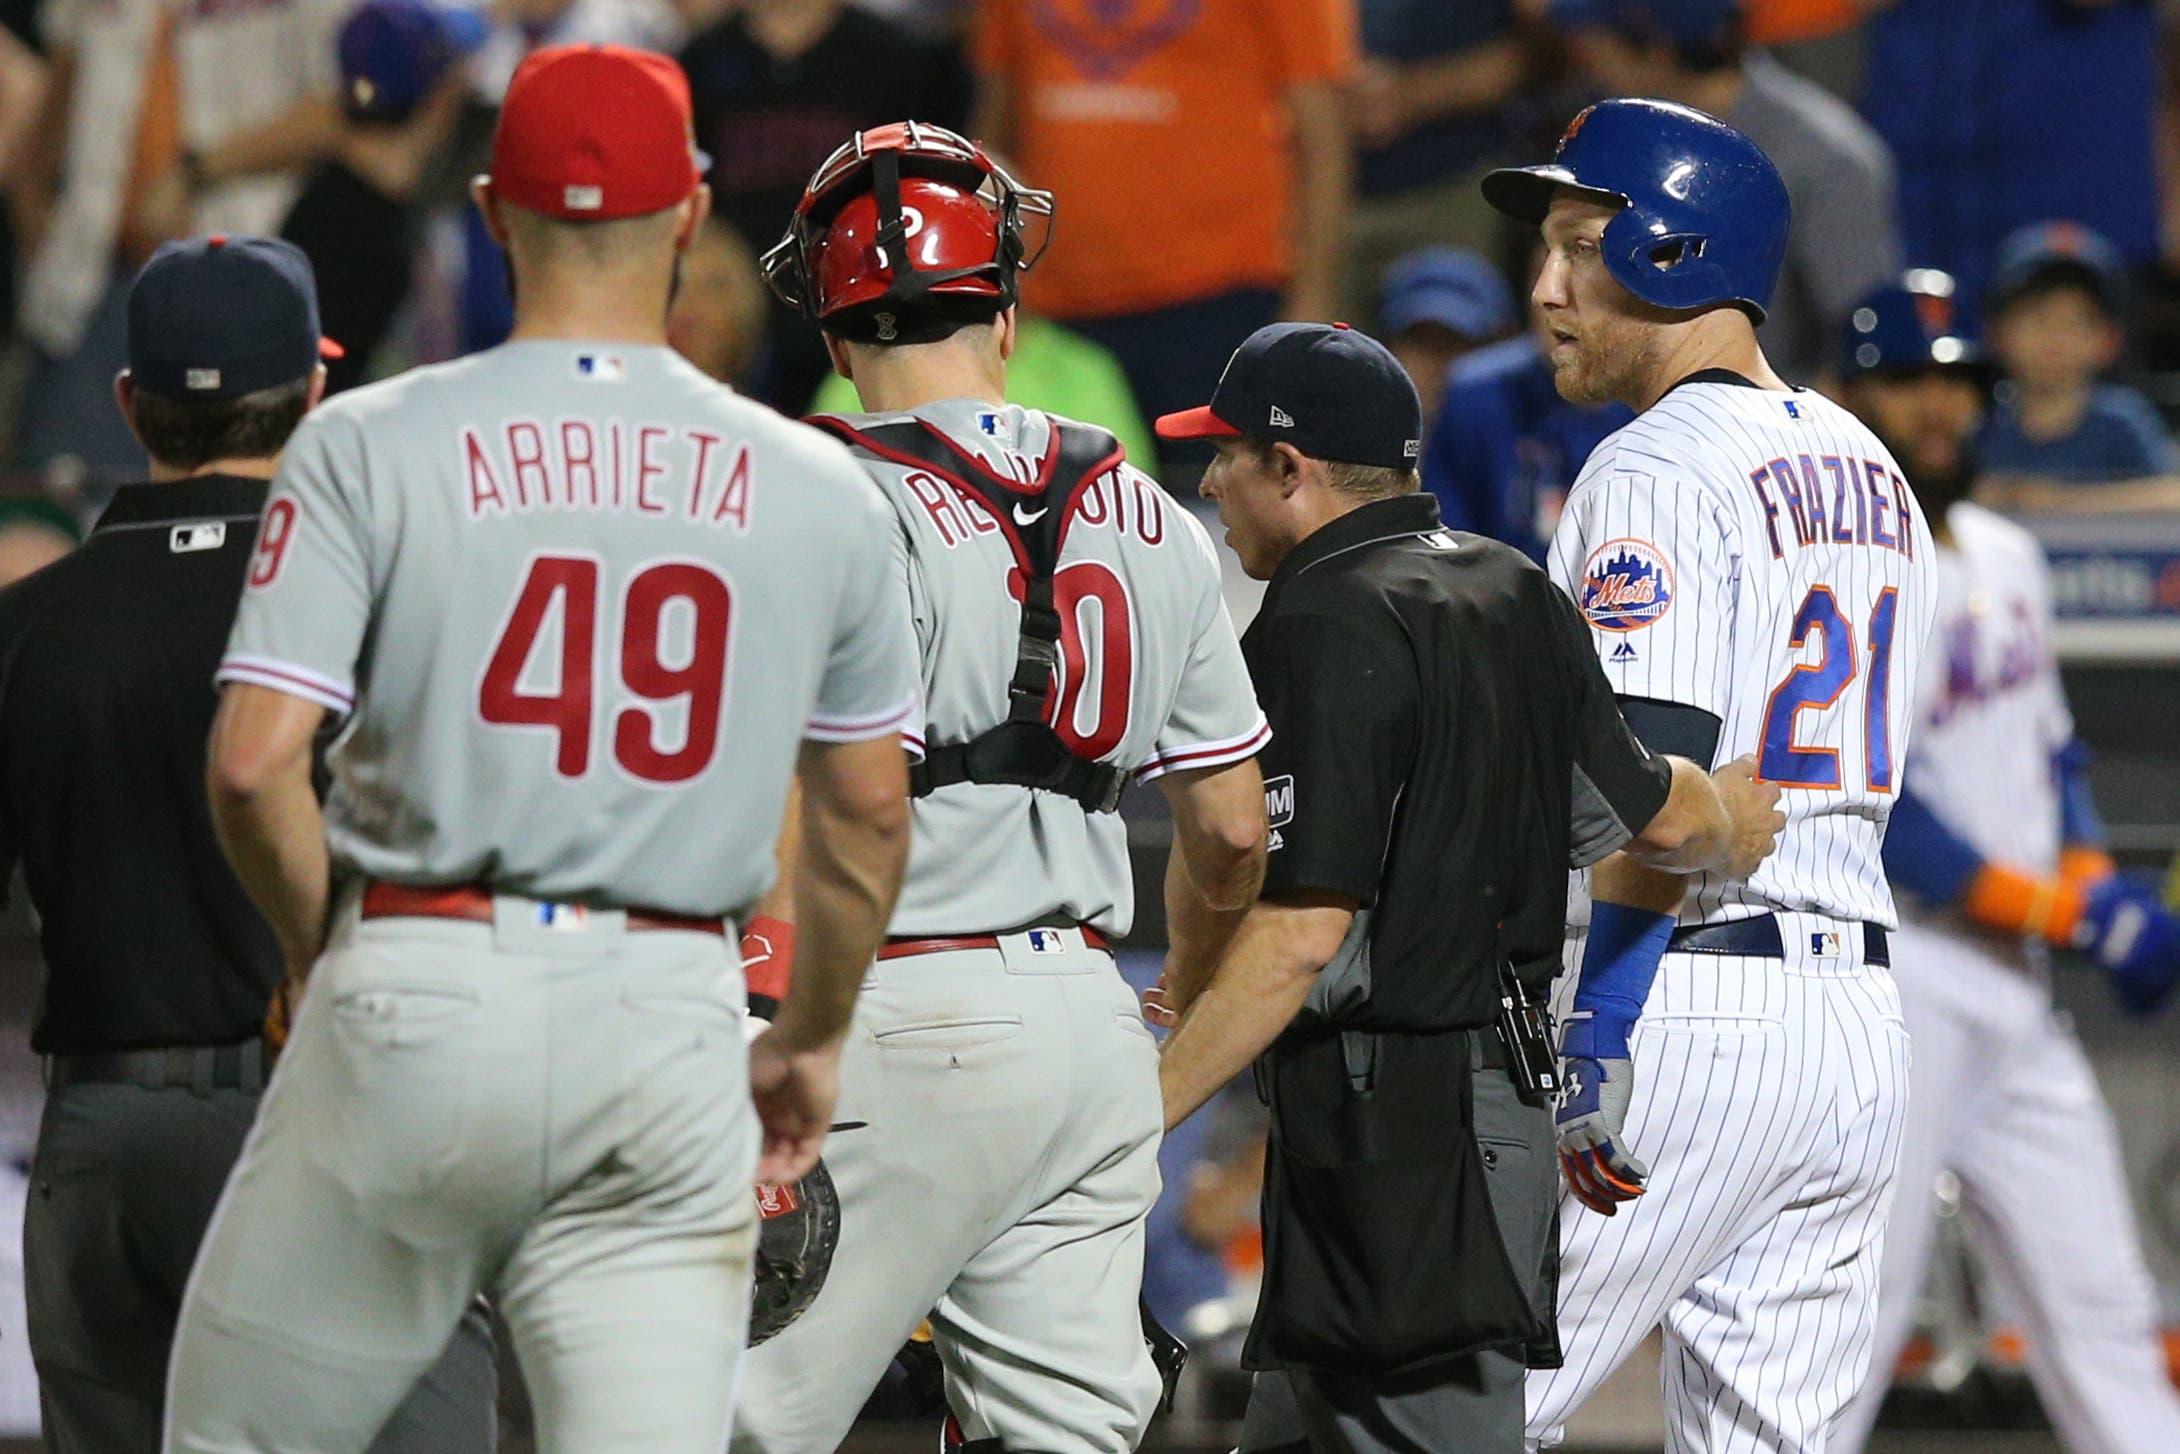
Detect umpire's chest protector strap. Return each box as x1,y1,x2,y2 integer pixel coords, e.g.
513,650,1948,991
806,413,1130,813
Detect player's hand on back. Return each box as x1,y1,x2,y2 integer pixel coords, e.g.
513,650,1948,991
2077,872,2180,1017
747,1027,844,1185
1554,1009,1649,1216
1713,755,1787,881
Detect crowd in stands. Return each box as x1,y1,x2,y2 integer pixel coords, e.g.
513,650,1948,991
0,0,2176,538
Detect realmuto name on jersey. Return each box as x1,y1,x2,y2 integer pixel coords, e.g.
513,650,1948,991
1743,452,1918,563
458,418,755,531
902,464,1170,551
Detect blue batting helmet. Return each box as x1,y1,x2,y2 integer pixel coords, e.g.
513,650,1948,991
1839,269,1982,378
1482,98,1790,321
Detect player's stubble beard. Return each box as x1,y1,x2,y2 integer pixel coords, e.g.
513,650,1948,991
1549,307,1663,409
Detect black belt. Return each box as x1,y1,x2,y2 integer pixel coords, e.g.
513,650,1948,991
1470,1027,1511,1072
44,1041,269,1096
1667,914,1889,968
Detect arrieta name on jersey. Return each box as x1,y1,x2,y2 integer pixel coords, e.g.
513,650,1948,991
1548,379,1939,928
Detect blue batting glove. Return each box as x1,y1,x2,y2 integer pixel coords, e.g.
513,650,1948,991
1556,1009,1649,1215
2078,873,2180,1017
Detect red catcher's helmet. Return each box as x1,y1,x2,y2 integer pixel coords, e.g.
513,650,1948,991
761,121,1053,345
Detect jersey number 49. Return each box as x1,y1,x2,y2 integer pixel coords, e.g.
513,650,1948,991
478,553,731,784
1758,584,1900,792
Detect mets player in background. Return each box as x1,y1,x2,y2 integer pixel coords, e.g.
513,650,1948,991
1483,99,1938,1452
1830,273,2180,1454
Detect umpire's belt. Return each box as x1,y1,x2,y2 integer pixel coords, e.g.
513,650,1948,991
1667,913,1889,968
359,881,727,936
45,1040,268,1095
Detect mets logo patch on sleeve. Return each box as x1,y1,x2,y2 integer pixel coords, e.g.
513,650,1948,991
1579,538,1674,633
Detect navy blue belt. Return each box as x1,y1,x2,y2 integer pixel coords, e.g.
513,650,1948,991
1667,914,1889,968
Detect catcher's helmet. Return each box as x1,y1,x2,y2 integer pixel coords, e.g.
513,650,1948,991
761,121,1052,345
1483,97,1790,321
1839,269,1982,378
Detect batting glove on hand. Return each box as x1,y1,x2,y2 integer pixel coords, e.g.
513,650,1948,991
2078,873,2180,1017
1556,1009,1649,1215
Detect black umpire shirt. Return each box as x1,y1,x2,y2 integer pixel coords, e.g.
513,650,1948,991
0,476,282,1055
1246,493,1672,1032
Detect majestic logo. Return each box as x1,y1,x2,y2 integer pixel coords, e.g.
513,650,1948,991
1579,538,1674,632
1610,639,1637,662
1264,775,1294,828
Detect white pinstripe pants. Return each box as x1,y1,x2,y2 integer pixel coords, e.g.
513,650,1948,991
1527,919,1912,1453
1836,921,2180,1454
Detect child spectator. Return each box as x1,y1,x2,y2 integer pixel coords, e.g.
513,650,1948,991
1376,245,1518,424
1979,221,2179,489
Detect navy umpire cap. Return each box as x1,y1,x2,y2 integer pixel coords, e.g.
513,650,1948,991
128,236,342,400
1482,98,1790,321
1155,322,1423,470
1839,270,1982,378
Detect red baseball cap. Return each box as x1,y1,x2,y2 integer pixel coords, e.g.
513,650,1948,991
487,45,705,222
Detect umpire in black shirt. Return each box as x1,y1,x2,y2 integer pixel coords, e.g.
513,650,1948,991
0,236,494,1454
1153,323,1782,1454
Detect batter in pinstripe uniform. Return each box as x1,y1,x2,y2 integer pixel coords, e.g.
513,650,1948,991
1484,101,1938,1452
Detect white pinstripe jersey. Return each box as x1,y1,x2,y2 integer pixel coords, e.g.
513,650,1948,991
1902,502,2071,884
1548,379,1938,928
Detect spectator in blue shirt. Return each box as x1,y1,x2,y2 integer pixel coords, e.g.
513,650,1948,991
1378,245,1518,424
1420,245,1632,561
1978,222,2180,494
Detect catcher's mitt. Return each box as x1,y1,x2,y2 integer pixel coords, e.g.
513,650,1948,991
750,1159,842,1345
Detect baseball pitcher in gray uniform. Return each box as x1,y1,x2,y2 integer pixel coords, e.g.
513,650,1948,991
729,124,1271,1454
165,47,917,1454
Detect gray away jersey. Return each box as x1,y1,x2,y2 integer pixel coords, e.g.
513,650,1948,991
1549,380,1938,929
829,400,1268,937
220,341,919,918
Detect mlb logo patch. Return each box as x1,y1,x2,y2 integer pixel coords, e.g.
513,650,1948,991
1810,931,1843,959
170,522,226,554
537,902,591,932
563,184,605,212
1783,400,1801,420
976,409,1014,440
1027,929,1066,955
1579,538,1675,632
576,354,626,382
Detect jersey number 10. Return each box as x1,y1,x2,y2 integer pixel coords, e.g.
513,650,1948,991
1757,584,1899,792
479,553,731,784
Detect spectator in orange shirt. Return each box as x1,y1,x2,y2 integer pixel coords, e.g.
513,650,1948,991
971,0,1356,479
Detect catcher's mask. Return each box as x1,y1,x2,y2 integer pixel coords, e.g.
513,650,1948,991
760,120,1053,346
748,1160,842,1345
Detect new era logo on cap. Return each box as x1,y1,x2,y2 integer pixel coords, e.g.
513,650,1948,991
185,368,222,392
1269,405,1295,428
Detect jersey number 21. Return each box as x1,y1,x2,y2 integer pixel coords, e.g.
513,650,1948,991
1758,584,1900,792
